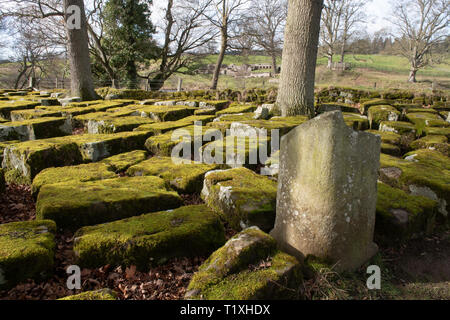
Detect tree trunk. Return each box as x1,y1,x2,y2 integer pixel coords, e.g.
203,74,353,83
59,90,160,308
340,41,345,63
211,28,227,90
327,54,333,69
64,0,99,100
408,69,417,83
276,0,324,118
271,53,278,75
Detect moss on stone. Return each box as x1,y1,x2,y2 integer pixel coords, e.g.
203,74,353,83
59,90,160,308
58,289,117,300
73,205,226,269
0,220,56,289
0,117,72,142
32,162,117,196
381,143,401,156
133,115,215,134
379,121,416,135
423,127,450,139
342,113,369,130
361,99,393,114
100,150,148,172
376,182,438,244
0,101,40,119
134,105,196,122
187,251,302,300
187,227,277,293
10,109,63,121
366,130,402,145
87,116,155,134
368,105,401,129
405,112,449,128
127,156,221,194
202,168,277,232
36,176,182,230
379,150,450,217
216,105,256,116
410,135,449,156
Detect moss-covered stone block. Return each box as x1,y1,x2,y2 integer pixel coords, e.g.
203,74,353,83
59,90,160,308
410,135,449,156
2,139,83,184
0,117,72,142
86,116,155,134
423,127,450,139
134,105,196,122
366,130,401,145
99,150,148,172
145,125,220,157
405,112,449,128
0,220,56,289
379,121,416,135
73,205,226,269
343,113,369,130
32,162,117,196
186,228,302,300
58,289,117,300
36,176,182,230
10,109,63,122
375,182,438,244
216,105,256,116
201,168,277,232
133,115,215,134
381,143,401,156
127,156,221,194
368,105,401,129
379,150,450,218
361,99,393,114
0,101,40,119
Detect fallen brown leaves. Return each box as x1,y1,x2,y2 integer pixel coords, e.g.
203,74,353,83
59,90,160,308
0,184,35,224
0,183,206,300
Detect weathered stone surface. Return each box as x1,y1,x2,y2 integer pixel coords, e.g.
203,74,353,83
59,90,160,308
73,205,226,269
379,121,416,135
186,227,302,300
201,168,277,232
0,117,72,142
368,105,401,129
271,111,380,271
127,156,221,194
36,176,182,230
379,150,450,218
410,135,449,156
59,289,117,300
0,220,56,289
406,112,449,128
376,182,438,244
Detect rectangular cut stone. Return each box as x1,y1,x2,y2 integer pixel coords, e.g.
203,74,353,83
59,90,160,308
271,111,381,271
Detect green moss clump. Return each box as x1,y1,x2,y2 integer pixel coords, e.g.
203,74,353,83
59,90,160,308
188,251,302,300
405,112,449,128
381,143,401,156
410,135,449,156
134,115,215,134
100,150,148,172
216,105,256,116
0,101,40,119
365,130,401,145
367,105,401,129
32,162,117,196
379,121,416,135
423,127,450,139
73,205,226,269
127,156,221,194
379,150,450,216
36,176,182,230
342,113,369,131
58,289,117,300
187,227,277,294
202,168,277,232
0,220,56,289
10,109,63,121
375,182,438,244
361,99,393,114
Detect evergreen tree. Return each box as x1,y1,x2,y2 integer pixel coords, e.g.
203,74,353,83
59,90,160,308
102,0,158,88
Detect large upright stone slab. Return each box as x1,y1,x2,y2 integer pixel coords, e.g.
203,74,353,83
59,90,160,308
271,111,380,271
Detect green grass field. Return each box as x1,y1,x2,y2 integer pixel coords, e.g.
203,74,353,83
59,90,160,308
164,54,450,93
